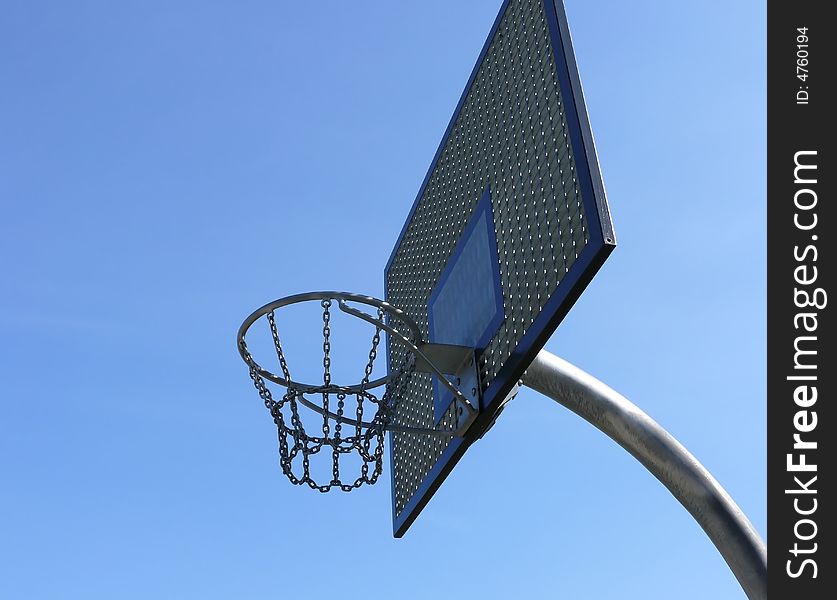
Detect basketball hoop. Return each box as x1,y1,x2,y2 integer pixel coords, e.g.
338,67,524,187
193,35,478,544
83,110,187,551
237,291,479,492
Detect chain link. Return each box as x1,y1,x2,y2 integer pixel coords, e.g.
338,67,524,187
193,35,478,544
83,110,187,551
321,300,332,386
267,310,292,381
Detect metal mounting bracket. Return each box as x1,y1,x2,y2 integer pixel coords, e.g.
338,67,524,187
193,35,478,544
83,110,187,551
477,379,520,440
416,343,481,430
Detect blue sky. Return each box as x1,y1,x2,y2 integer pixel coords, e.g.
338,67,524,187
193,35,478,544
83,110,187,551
1,1,764,598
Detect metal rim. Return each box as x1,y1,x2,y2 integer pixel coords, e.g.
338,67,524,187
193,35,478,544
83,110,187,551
237,291,423,392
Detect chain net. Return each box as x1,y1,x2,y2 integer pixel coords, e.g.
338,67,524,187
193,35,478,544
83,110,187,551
239,299,416,492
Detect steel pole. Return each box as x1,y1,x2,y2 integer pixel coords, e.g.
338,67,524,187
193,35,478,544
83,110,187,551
522,350,767,600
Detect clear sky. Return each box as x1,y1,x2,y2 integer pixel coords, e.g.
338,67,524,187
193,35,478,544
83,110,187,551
1,1,764,598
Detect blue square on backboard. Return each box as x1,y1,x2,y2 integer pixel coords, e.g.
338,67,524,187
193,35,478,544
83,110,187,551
427,187,505,423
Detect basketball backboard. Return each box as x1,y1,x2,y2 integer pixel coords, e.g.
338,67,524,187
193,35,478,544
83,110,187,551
385,0,615,536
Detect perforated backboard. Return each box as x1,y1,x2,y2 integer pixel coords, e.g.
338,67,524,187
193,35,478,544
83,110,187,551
385,0,615,537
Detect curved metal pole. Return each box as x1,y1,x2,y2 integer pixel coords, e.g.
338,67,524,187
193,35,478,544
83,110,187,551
522,350,767,600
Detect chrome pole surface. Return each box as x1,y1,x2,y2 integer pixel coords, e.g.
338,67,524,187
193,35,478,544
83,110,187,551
522,350,767,600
